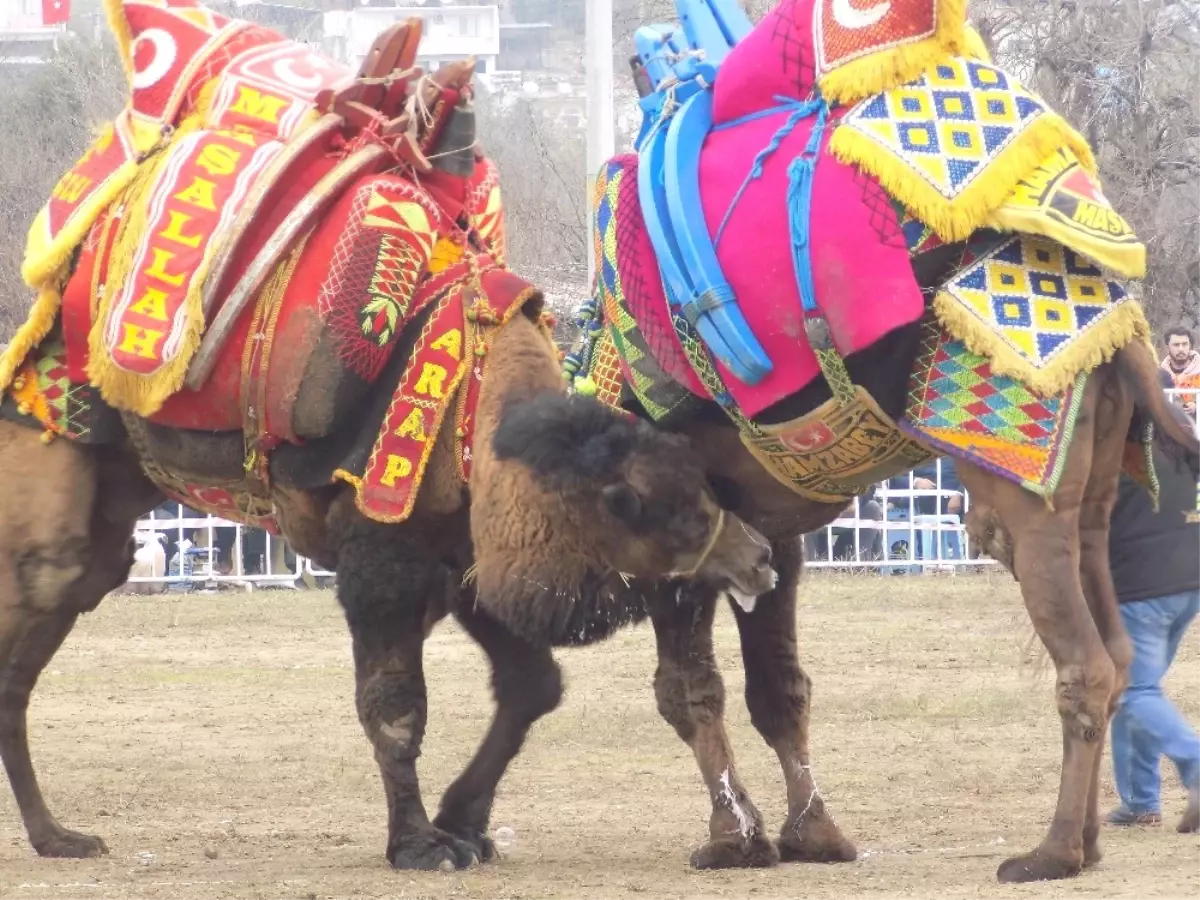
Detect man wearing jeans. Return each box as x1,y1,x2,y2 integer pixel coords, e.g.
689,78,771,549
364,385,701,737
1106,369,1200,832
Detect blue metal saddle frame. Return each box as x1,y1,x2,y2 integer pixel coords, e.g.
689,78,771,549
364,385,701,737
631,0,774,385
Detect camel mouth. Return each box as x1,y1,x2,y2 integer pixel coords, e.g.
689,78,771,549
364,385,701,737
723,564,777,614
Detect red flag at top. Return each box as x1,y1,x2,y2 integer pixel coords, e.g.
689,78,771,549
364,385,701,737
42,0,71,26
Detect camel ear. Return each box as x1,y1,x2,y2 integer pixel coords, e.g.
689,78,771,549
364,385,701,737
601,482,642,525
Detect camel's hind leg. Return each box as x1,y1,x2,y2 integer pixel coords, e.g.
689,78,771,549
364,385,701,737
1074,365,1136,868
729,535,856,863
0,423,158,857
958,378,1116,883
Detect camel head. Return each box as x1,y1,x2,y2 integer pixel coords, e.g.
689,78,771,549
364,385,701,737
469,393,776,644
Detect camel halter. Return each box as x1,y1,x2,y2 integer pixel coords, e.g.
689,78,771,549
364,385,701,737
669,507,727,579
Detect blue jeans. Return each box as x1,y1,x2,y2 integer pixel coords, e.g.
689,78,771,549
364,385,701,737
1110,589,1200,814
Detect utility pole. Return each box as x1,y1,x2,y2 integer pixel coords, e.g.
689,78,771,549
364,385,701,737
585,0,615,287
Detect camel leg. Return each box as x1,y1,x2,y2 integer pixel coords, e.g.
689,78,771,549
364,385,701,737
0,427,157,857
1074,373,1136,868
649,587,779,869
433,602,563,860
959,422,1114,883
729,536,856,863
330,506,477,871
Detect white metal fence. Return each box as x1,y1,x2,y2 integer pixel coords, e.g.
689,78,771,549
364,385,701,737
128,512,334,591
123,389,1198,588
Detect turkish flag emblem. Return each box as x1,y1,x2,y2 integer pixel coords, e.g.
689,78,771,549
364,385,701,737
42,0,70,26
779,419,837,453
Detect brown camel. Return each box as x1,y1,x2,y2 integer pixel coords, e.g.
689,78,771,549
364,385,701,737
0,6,788,872
490,0,1200,877
508,323,1198,879
0,304,780,869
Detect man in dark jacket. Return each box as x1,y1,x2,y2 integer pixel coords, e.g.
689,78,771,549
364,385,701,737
1106,369,1199,833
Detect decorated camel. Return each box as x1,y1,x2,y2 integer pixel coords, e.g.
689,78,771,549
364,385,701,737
552,0,1200,884
0,0,778,873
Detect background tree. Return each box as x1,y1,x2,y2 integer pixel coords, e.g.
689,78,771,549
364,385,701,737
971,0,1198,334
0,0,1194,342
0,35,123,338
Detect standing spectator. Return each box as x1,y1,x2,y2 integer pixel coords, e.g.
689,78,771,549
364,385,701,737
1161,326,1200,381
1106,368,1199,833
1161,326,1199,417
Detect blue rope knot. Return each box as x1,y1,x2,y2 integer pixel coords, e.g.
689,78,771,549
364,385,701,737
713,95,826,251
785,101,829,316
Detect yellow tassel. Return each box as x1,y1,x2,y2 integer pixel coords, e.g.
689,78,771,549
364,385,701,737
103,0,134,83
830,109,1097,243
818,0,967,104
932,292,1152,398
962,24,992,63
83,115,218,416
191,78,219,121
0,283,62,395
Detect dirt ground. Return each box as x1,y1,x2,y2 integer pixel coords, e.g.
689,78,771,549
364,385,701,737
0,573,1196,900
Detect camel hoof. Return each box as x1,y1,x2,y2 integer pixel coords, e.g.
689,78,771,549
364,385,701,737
387,826,479,871
33,829,108,859
777,814,857,863
1082,829,1102,869
690,834,779,870
997,850,1082,883
430,815,497,863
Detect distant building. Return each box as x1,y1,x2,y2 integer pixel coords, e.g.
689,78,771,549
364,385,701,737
497,21,550,70
324,4,500,76
0,0,67,66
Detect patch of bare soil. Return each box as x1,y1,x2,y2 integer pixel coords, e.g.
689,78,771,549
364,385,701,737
1,573,1196,898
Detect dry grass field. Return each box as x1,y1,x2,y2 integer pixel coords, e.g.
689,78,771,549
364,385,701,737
0,573,1196,899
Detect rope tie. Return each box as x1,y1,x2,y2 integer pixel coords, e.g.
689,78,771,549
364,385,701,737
786,100,828,316
669,507,727,579
714,95,825,251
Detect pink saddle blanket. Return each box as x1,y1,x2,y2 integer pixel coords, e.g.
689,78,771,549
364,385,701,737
622,0,925,418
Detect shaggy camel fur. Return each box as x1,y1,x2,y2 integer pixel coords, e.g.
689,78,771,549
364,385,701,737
481,329,1198,882
0,310,777,870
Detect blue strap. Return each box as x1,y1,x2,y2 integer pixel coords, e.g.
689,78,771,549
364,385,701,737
786,101,829,316
637,120,696,314
638,96,758,381
664,89,773,383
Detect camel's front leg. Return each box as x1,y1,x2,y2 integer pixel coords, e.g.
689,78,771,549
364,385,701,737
649,587,779,869
433,600,564,860
331,506,477,871
729,536,856,863
959,460,1114,884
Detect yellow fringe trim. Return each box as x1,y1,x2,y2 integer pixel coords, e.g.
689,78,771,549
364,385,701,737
962,24,991,63
103,0,134,82
0,283,62,395
932,292,1152,398
830,107,1097,243
817,0,967,105
85,116,207,416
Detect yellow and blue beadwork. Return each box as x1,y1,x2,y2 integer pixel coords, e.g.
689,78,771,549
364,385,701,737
830,56,1097,242
932,233,1149,397
842,59,1046,198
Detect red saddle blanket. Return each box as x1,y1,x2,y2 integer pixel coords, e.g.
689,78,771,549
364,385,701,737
61,158,505,440
626,0,926,418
